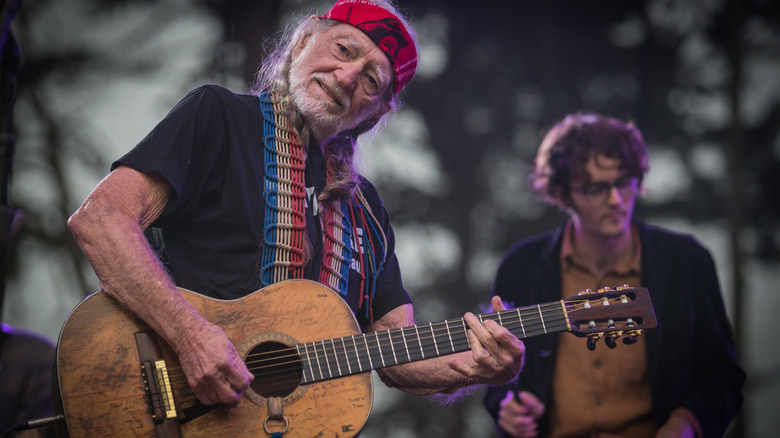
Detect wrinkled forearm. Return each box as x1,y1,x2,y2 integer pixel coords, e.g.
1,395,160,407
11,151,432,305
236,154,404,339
67,167,208,352
368,305,473,396
71,208,200,345
375,351,476,396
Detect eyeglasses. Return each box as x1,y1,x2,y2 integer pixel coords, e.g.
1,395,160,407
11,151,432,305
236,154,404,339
572,177,639,202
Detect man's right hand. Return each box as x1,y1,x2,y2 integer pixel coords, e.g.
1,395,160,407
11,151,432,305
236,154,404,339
177,322,254,406
498,390,546,438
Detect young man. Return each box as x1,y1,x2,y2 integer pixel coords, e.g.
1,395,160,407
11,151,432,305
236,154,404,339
484,113,744,437
68,0,523,424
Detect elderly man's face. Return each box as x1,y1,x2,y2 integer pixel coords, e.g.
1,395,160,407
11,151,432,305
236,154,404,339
289,22,393,142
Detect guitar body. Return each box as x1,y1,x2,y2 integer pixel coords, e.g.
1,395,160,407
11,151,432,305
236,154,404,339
54,277,657,437
54,279,372,437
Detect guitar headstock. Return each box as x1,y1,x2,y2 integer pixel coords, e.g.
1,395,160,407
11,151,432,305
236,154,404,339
564,285,657,350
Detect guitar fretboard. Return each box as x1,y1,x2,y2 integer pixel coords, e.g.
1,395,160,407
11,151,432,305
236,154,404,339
296,301,570,384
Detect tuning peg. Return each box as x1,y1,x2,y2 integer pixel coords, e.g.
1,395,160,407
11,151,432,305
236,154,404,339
586,334,600,351
605,332,620,349
622,329,642,345
622,336,638,345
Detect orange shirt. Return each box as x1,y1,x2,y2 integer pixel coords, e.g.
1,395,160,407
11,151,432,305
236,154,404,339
549,222,655,438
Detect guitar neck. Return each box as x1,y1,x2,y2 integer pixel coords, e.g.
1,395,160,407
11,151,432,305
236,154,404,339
297,301,569,384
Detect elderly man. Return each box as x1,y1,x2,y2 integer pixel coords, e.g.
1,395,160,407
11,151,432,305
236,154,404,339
67,0,524,434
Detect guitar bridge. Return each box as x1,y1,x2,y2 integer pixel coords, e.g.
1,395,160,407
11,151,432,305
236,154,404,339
141,360,178,422
135,330,182,435
154,360,177,419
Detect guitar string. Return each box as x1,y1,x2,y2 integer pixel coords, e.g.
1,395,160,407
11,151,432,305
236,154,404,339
162,300,638,392
239,294,634,371
160,303,567,388
215,317,569,391
161,295,637,388
164,300,562,376
160,295,637,387
174,316,536,396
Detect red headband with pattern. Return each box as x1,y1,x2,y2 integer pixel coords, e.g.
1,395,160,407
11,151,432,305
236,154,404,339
321,0,418,94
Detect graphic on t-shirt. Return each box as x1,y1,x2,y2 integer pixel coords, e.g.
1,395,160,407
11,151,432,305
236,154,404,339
305,186,318,216
350,227,364,272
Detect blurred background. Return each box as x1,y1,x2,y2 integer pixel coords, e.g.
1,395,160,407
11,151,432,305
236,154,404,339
2,0,778,436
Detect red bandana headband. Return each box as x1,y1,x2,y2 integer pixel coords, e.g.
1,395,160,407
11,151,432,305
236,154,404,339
321,0,418,94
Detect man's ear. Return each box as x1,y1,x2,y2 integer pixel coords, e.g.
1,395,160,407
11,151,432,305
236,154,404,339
292,15,319,58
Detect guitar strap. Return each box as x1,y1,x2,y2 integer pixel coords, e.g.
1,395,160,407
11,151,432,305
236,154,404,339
264,396,288,436
258,92,388,322
258,92,307,286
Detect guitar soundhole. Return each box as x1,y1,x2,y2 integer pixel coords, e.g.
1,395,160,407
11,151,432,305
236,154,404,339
248,341,303,398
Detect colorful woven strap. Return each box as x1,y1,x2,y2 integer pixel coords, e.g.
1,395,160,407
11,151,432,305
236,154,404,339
259,93,307,286
258,92,388,321
319,200,353,295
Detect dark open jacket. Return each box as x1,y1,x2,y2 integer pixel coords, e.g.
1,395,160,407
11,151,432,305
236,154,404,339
483,219,745,437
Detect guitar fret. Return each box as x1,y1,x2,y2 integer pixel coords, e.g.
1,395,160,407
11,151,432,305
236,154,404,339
364,335,375,370
304,343,318,382
378,331,396,367
330,339,342,377
388,330,399,365
445,320,454,353
314,342,326,380
415,326,425,359
352,336,364,372
462,319,470,348
321,340,333,378
403,327,422,362
429,322,440,356
537,305,547,333
401,328,411,363
515,308,526,338
341,337,353,375
375,332,386,368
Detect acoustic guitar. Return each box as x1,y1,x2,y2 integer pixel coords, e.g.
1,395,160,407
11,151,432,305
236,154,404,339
53,279,656,437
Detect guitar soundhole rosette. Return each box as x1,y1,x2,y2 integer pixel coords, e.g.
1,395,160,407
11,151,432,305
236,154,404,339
238,332,307,407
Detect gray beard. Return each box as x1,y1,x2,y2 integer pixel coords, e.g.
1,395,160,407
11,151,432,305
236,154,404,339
290,90,345,142
288,65,358,142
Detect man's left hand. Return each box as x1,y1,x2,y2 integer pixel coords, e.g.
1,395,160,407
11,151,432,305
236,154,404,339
448,295,525,385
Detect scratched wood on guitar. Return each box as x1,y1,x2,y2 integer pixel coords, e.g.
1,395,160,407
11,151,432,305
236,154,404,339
54,279,372,437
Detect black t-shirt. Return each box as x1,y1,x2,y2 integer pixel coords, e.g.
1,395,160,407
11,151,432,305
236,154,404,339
113,85,411,327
